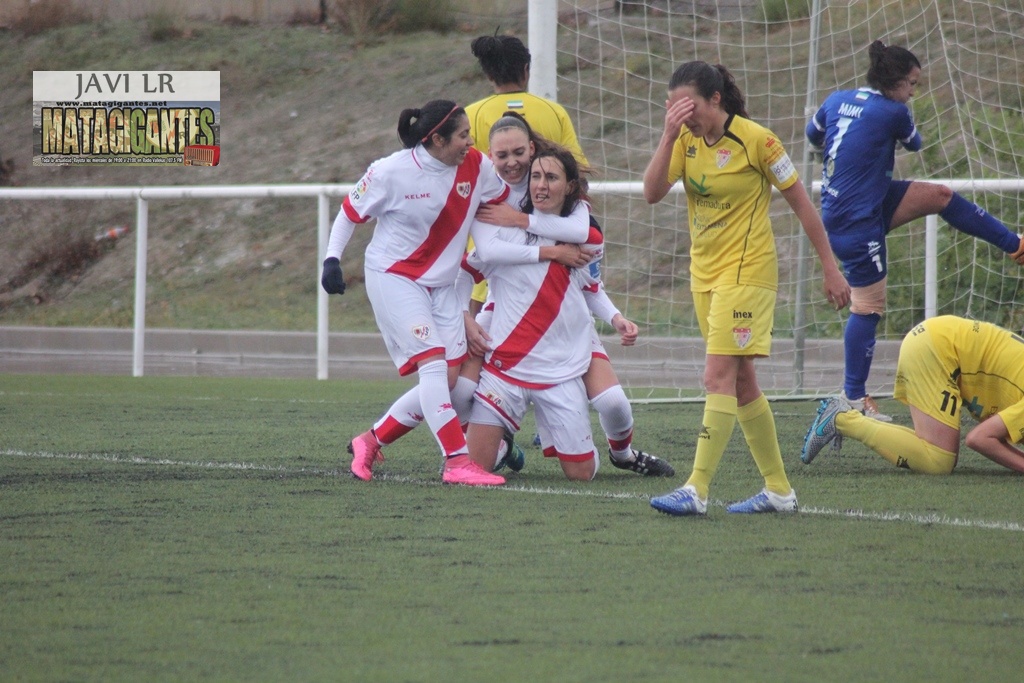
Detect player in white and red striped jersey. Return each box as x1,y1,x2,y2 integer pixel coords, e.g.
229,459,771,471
320,99,509,486
467,113,675,477
459,147,609,480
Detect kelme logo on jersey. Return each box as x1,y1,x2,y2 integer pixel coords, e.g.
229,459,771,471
733,327,752,349
411,324,430,340
716,148,731,168
456,182,471,199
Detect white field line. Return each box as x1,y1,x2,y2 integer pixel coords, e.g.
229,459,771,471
4,448,1023,533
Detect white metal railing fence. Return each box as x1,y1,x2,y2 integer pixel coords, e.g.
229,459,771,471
1,178,1021,379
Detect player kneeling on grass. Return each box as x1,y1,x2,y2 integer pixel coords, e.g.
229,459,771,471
460,147,604,481
468,112,674,477
802,315,1024,474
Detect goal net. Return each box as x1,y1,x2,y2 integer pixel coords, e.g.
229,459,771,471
554,0,1024,399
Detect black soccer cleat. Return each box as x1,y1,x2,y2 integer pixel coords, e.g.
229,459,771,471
609,448,675,477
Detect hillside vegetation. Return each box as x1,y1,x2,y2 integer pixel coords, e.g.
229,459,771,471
0,19,509,331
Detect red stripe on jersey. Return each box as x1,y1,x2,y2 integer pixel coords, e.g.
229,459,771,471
342,196,370,224
487,262,572,374
386,149,484,281
461,252,485,284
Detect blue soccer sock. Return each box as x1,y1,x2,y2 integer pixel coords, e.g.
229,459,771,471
940,192,1020,253
843,312,881,401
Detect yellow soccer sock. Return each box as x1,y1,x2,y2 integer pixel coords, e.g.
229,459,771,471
738,393,792,496
685,393,738,499
837,412,957,474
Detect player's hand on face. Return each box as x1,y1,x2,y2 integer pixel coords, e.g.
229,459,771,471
664,96,695,137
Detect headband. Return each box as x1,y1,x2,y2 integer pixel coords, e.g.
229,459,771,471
420,104,461,143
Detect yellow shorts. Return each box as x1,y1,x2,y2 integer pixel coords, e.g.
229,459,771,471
893,323,961,430
693,284,775,357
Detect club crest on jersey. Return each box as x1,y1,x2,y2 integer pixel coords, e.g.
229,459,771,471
456,181,471,199
484,391,503,408
733,327,752,349
411,324,431,340
716,148,732,168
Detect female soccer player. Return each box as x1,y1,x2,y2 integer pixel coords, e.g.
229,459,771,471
642,61,850,515
802,315,1024,474
320,99,509,486
472,113,674,477
460,146,606,481
805,40,1024,421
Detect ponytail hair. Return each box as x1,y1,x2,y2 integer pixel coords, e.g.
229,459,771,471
667,61,748,118
866,40,921,94
397,99,465,149
471,33,531,87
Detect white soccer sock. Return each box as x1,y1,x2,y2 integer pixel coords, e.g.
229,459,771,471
590,385,634,460
450,375,478,424
418,360,467,458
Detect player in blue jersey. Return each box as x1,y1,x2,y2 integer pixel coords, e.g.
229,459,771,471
806,40,1024,421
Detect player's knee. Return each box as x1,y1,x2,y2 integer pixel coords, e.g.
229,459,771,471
560,451,599,480
850,279,887,316
913,442,957,475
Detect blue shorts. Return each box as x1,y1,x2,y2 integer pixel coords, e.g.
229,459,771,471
826,180,911,288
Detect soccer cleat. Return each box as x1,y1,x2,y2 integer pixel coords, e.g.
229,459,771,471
347,429,384,481
609,449,675,477
650,484,707,516
532,432,542,448
842,391,892,422
443,455,506,486
494,431,526,473
726,488,798,514
801,395,850,464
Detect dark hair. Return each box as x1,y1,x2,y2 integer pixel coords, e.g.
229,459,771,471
397,99,465,149
521,145,586,217
488,110,555,155
668,61,748,118
866,40,921,93
471,34,531,88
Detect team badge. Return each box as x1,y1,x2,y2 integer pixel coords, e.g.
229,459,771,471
411,324,431,340
733,327,752,349
484,391,503,408
456,181,471,199
716,148,732,168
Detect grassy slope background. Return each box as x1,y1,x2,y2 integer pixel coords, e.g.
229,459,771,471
0,18,508,331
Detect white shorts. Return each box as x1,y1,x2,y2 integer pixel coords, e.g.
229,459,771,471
590,325,608,361
472,371,596,462
364,269,468,376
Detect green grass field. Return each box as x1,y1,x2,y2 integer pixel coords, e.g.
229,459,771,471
3,374,1023,682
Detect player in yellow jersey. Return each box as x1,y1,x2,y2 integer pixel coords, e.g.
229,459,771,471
643,61,850,516
465,33,588,165
464,33,591,318
802,315,1024,474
